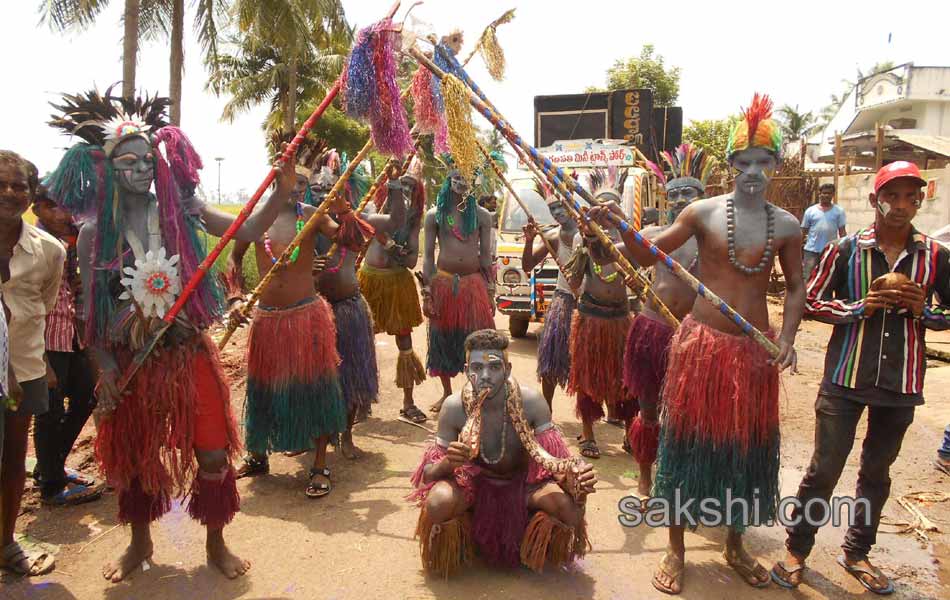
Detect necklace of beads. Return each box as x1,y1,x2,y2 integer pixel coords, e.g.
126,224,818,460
323,247,348,274
444,214,469,242
479,411,508,465
726,196,775,275
592,261,620,283
263,202,305,264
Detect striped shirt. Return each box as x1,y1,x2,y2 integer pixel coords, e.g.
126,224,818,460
806,224,950,397
39,225,82,353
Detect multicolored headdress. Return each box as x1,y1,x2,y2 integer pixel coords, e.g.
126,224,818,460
647,144,715,194
44,86,226,347
726,93,783,159
588,166,628,203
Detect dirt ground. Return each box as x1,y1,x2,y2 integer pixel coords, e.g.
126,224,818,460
3,305,949,600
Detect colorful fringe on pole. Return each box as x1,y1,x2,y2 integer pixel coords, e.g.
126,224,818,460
411,64,448,151
440,74,479,183
331,294,379,419
425,271,494,377
408,427,587,575
341,20,413,157
568,294,633,418
244,298,347,454
357,265,424,336
653,317,781,531
537,290,576,388
479,26,507,81
96,334,240,515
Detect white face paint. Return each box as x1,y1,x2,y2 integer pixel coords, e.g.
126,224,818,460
877,200,892,217
466,349,510,398
450,173,470,197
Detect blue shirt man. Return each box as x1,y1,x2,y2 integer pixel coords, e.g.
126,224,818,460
801,183,846,278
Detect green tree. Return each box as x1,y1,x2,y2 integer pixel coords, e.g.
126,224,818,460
230,0,349,132
588,45,681,106
682,115,740,165
40,0,142,99
777,104,818,142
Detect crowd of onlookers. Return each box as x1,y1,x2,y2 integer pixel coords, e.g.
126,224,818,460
1,150,101,575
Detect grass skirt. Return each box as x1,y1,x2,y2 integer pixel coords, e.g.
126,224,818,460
426,271,494,377
331,293,379,418
244,297,347,454
537,290,575,387
358,264,423,335
568,295,632,419
622,314,675,409
653,316,780,531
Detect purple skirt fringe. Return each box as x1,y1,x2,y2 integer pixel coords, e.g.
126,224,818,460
332,294,379,417
537,291,575,387
623,314,675,409
471,474,529,568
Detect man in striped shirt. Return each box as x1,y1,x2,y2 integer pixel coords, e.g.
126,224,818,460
31,189,100,505
772,161,950,594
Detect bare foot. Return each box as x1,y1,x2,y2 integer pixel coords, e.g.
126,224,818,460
637,464,652,498
429,394,449,414
207,534,250,579
102,538,153,583
341,431,363,460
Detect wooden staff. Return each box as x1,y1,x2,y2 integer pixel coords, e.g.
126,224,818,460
474,140,573,291
412,46,781,355
115,1,404,392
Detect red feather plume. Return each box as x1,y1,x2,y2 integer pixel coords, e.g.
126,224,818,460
743,93,774,145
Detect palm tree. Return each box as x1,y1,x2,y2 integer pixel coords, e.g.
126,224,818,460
777,104,818,142
230,0,349,132
136,0,227,125
818,61,897,129
40,0,141,99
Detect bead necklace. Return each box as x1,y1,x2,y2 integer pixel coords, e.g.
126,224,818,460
479,407,508,465
324,247,348,274
726,196,775,275
263,202,305,264
444,213,468,242
592,262,619,283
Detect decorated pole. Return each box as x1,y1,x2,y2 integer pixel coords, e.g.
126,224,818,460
411,47,778,356
416,47,677,327
474,140,572,291
217,137,377,349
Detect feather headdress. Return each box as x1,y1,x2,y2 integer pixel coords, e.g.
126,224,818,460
659,143,715,193
267,130,328,179
533,177,556,204
588,166,628,202
727,93,783,158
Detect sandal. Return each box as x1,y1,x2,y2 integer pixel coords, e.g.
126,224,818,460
400,405,428,424
235,455,269,479
723,549,771,588
42,483,103,507
837,556,894,595
771,559,805,589
306,467,332,499
578,438,601,459
935,457,950,475
1,541,55,576
605,417,624,428
65,468,97,487
652,551,684,594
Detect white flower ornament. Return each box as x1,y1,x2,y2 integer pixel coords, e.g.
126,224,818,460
119,247,182,318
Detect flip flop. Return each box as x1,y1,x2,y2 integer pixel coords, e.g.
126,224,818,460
652,551,684,595
306,467,331,499
578,438,601,459
400,406,428,424
837,556,894,595
64,468,96,487
42,483,103,507
770,560,805,589
0,542,55,576
724,550,771,588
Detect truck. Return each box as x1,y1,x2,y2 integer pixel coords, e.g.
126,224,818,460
494,139,656,337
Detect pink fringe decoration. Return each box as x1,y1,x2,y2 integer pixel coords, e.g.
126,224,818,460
428,272,495,331
411,65,446,137
186,467,240,530
248,298,340,384
370,25,413,156
408,442,480,506
527,428,572,484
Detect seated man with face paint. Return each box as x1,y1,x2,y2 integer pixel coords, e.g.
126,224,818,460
409,329,596,577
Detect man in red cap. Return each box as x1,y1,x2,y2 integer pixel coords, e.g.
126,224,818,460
772,161,950,594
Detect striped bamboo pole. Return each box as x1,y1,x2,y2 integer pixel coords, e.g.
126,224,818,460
412,47,778,357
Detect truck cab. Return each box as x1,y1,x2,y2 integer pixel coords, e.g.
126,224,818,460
494,139,656,337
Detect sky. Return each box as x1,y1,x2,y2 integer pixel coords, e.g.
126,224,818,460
3,0,949,201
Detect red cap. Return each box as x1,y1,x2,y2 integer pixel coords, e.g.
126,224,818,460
874,161,926,194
